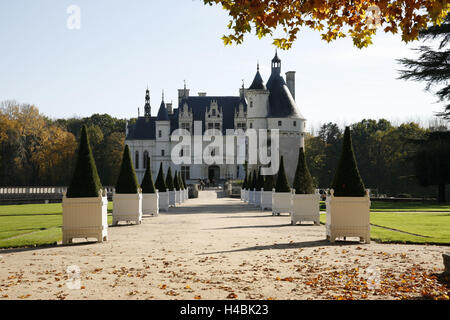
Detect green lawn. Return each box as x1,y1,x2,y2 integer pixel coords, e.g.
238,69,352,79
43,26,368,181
0,203,113,248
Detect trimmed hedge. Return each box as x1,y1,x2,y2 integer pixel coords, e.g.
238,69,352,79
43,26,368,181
174,170,181,191
292,147,315,194
263,173,274,191
247,172,252,191
67,125,103,198
242,173,248,190
165,167,175,191
115,144,140,194
251,170,257,190
141,157,156,194
155,163,167,192
256,168,265,191
331,127,366,197
275,156,291,193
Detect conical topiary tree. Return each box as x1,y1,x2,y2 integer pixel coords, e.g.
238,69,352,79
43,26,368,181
247,172,252,190
275,156,291,193
174,170,181,191
67,125,103,198
292,147,315,194
155,163,167,192
263,173,274,191
256,168,265,191
115,145,140,194
242,172,248,190
165,167,175,191
251,170,257,190
178,172,185,190
141,157,156,194
331,127,366,197
182,174,187,190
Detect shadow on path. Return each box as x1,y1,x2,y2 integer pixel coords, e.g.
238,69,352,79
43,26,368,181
199,239,362,255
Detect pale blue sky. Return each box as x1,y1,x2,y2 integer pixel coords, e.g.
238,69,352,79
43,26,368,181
0,0,443,130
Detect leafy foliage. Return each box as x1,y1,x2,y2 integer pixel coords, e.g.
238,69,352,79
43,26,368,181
398,14,450,119
115,145,140,194
331,127,366,197
275,156,291,193
293,147,315,195
66,125,103,198
140,157,156,194
203,0,449,49
155,163,167,192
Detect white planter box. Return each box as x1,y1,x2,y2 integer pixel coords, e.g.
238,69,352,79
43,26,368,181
244,189,249,202
291,192,320,225
175,190,182,204
113,192,142,225
261,190,272,210
326,190,371,244
272,191,292,216
249,189,255,204
62,193,108,245
240,188,244,201
159,191,169,212
255,190,262,206
142,192,159,216
169,190,176,207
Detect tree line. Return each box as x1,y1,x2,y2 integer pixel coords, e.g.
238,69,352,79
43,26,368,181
0,101,448,200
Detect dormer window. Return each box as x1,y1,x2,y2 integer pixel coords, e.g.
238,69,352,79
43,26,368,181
212,109,216,117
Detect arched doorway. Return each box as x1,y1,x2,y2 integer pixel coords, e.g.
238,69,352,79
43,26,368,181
208,165,220,185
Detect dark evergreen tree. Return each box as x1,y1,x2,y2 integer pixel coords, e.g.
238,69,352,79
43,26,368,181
155,163,167,192
115,144,140,194
331,127,366,197
398,14,450,119
413,131,450,203
174,170,181,191
251,170,257,190
263,173,274,192
67,125,103,198
242,172,248,190
292,147,315,194
275,156,291,193
140,157,156,194
256,167,265,191
165,167,175,191
247,172,252,191
182,174,187,190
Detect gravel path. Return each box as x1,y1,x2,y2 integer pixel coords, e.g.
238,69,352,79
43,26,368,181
0,191,448,300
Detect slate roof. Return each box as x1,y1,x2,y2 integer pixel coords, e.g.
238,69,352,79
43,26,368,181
248,70,266,90
176,96,246,135
266,72,304,119
156,100,169,121
126,117,156,140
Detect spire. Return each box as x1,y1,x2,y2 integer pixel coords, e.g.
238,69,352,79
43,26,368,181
162,89,165,102
249,62,266,90
144,87,151,117
271,50,281,75
156,93,169,121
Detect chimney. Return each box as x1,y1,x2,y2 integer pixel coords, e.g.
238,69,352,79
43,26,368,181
166,102,173,115
285,71,296,100
198,92,207,97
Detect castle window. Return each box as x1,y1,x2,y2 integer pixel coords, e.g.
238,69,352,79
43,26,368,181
293,121,297,127
181,166,191,180
250,101,253,108
278,121,282,126
212,109,216,117
208,123,213,129
144,151,149,169
135,151,139,169
161,150,165,157
181,122,190,133
214,123,220,129
158,130,162,138
250,122,253,129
